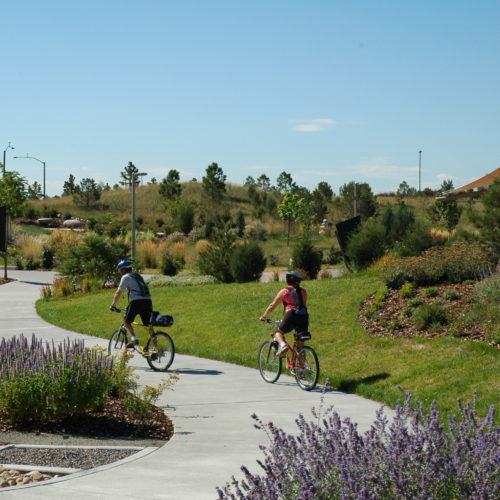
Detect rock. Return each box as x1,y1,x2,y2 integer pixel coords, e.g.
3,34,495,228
28,471,44,481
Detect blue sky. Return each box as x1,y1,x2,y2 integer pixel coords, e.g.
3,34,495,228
1,0,499,197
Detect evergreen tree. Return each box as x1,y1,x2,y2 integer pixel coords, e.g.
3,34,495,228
27,181,43,200
276,171,296,193
159,169,182,199
119,162,139,188
202,162,226,203
62,174,77,196
73,178,102,208
335,181,377,220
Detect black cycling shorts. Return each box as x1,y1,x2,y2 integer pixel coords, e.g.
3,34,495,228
125,299,153,326
279,309,309,334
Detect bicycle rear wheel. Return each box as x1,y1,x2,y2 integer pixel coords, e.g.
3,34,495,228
146,331,175,371
258,340,282,383
294,346,319,391
108,327,128,356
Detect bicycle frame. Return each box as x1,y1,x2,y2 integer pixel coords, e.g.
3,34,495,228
265,319,306,372
122,321,160,356
282,339,306,373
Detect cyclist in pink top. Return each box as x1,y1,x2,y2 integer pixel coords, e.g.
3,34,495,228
260,270,308,357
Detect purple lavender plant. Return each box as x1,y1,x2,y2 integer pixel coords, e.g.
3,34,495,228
217,394,499,499
0,334,114,422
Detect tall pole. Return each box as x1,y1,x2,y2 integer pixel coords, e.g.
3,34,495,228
353,183,359,217
13,154,46,198
419,150,422,193
131,172,147,260
2,143,15,176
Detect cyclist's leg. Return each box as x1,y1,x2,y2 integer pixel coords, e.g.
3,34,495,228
123,301,140,346
276,311,294,356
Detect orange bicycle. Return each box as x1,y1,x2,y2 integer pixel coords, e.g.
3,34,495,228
258,319,319,391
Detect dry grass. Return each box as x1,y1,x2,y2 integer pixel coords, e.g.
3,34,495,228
15,233,44,260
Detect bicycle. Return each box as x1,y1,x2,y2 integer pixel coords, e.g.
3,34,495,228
108,307,175,371
258,319,319,391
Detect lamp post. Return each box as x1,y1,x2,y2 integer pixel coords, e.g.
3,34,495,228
418,150,422,193
13,154,46,198
131,172,147,260
2,142,15,176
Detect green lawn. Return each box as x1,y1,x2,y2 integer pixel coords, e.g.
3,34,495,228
36,272,499,418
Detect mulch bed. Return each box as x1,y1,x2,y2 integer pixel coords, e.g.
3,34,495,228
0,396,174,442
358,282,493,344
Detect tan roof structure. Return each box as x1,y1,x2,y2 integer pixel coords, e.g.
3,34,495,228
438,167,500,200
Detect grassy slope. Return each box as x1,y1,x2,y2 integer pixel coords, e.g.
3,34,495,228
36,272,499,418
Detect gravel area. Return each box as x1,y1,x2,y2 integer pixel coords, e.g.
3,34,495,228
0,446,139,470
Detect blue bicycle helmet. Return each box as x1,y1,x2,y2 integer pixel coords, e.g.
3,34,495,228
117,259,133,270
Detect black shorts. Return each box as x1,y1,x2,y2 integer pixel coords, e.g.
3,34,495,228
125,299,153,326
279,310,309,334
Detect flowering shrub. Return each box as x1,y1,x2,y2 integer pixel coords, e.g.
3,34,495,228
0,335,114,423
217,395,499,499
384,241,496,289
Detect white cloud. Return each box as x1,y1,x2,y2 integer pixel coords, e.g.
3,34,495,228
291,118,336,132
348,157,418,180
301,169,340,177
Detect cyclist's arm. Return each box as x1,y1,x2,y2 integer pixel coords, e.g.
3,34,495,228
111,289,123,309
260,289,285,320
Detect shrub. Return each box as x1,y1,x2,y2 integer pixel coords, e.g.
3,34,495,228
160,252,185,276
229,242,266,283
346,218,386,269
291,237,322,279
366,285,389,317
196,232,235,283
325,247,343,265
40,285,52,299
0,336,114,423
136,240,159,269
166,231,186,243
59,233,129,287
444,289,460,301
400,281,417,298
53,277,73,297
424,286,439,297
195,238,210,254
412,303,448,330
41,245,55,269
217,395,499,499
384,240,496,288
244,221,268,241
475,274,500,302
147,273,219,288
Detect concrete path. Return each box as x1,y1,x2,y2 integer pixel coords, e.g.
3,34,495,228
0,271,391,499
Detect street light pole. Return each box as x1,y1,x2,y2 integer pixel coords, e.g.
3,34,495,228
418,150,422,193
2,142,15,176
13,154,46,198
131,172,147,260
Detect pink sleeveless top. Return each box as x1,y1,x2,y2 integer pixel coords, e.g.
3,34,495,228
282,286,307,312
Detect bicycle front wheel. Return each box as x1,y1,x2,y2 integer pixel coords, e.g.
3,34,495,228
258,340,282,383
294,346,319,391
108,327,128,356
146,331,175,371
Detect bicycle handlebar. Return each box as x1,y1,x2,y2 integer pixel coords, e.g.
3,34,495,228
110,305,123,313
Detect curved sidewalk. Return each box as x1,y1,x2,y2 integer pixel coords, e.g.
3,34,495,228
0,271,390,499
